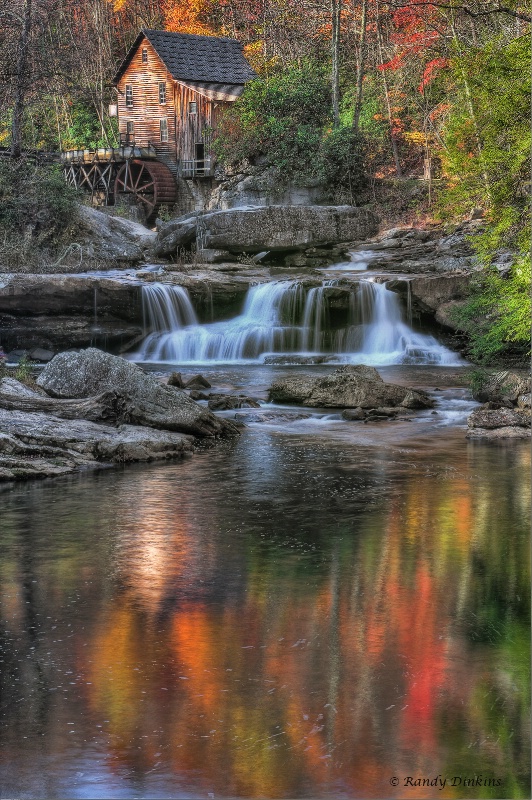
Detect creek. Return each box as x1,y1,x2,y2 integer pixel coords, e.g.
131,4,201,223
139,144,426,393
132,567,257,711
0,270,530,799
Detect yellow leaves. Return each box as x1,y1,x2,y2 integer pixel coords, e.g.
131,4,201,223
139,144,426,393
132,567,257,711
403,131,427,145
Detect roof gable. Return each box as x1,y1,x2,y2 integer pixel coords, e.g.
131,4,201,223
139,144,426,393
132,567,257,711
113,29,257,85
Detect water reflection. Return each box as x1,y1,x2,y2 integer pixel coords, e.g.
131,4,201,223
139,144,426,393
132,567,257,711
0,425,529,799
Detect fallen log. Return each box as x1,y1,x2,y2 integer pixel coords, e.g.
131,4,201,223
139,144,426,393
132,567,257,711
0,390,132,424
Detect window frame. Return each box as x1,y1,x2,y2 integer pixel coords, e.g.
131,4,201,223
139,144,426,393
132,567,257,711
158,81,166,105
160,118,169,143
126,121,134,136
141,48,148,64
125,84,133,108
188,101,197,115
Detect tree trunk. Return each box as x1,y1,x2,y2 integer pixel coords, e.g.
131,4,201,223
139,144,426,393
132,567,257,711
331,0,341,127
376,6,402,177
353,0,368,132
11,0,32,157
0,390,133,424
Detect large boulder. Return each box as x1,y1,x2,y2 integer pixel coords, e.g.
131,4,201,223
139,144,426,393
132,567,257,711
155,205,379,258
268,365,434,409
78,206,157,262
36,348,239,438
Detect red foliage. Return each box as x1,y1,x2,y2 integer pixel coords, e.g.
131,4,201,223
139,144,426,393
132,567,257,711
418,57,449,91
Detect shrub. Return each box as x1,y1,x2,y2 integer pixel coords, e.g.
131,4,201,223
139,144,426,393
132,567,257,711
451,256,531,363
317,126,367,203
213,61,332,178
0,159,79,255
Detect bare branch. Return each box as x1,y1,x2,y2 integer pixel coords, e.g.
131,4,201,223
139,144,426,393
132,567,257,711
387,2,532,24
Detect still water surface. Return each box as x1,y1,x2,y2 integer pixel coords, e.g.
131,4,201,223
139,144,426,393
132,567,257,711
1,366,530,799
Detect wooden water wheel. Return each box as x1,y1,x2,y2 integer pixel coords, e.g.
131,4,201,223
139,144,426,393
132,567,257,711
114,159,177,222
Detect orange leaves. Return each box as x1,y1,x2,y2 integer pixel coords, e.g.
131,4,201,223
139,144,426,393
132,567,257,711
162,0,216,35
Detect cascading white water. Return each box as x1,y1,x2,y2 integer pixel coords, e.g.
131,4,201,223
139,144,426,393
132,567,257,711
133,279,461,365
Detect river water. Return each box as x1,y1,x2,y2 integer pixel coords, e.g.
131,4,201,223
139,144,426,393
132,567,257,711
1,362,530,799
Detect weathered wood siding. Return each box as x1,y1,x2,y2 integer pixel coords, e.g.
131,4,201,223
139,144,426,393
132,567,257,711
174,83,214,164
116,38,178,170
116,35,233,176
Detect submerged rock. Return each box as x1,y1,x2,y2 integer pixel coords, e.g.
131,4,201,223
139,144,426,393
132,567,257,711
341,407,365,421
208,394,260,411
37,348,239,438
269,365,434,410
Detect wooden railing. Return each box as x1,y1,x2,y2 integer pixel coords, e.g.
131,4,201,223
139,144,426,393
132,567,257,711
60,145,157,164
180,157,214,178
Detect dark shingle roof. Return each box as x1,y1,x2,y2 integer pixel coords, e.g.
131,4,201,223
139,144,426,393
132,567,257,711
114,29,257,85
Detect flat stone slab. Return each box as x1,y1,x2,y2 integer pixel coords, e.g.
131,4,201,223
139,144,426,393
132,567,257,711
0,407,194,481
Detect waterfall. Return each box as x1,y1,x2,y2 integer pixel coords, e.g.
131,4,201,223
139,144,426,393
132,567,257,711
133,280,461,366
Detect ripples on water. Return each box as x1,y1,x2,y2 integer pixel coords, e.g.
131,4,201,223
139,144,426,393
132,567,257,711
0,365,530,799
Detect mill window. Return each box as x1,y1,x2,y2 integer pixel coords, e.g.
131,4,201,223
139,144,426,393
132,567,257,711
159,82,166,104
160,118,169,142
125,84,133,107
126,121,134,136
142,48,148,63
188,101,197,114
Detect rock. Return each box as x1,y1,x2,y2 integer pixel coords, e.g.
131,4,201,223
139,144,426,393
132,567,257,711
5,349,28,364
372,407,401,417
189,390,209,401
269,365,434,410
341,407,365,421
472,371,531,405
0,274,144,352
184,374,212,390
0,407,194,481
153,214,198,258
167,371,185,388
208,394,260,411
467,406,531,430
518,393,531,409
28,347,55,362
401,389,434,409
37,348,239,438
263,354,338,365
234,409,312,424
198,248,237,264
155,205,379,257
268,376,320,404
208,165,328,210
466,426,530,440
78,206,157,262
0,377,46,398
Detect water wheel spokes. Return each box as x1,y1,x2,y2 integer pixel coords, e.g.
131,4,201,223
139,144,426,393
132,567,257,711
114,159,177,222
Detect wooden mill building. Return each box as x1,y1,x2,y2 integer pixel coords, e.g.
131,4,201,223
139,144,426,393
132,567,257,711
61,29,255,221
113,29,256,179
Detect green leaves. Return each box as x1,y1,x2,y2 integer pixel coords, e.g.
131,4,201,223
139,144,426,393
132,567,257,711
438,35,531,362
213,62,332,177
